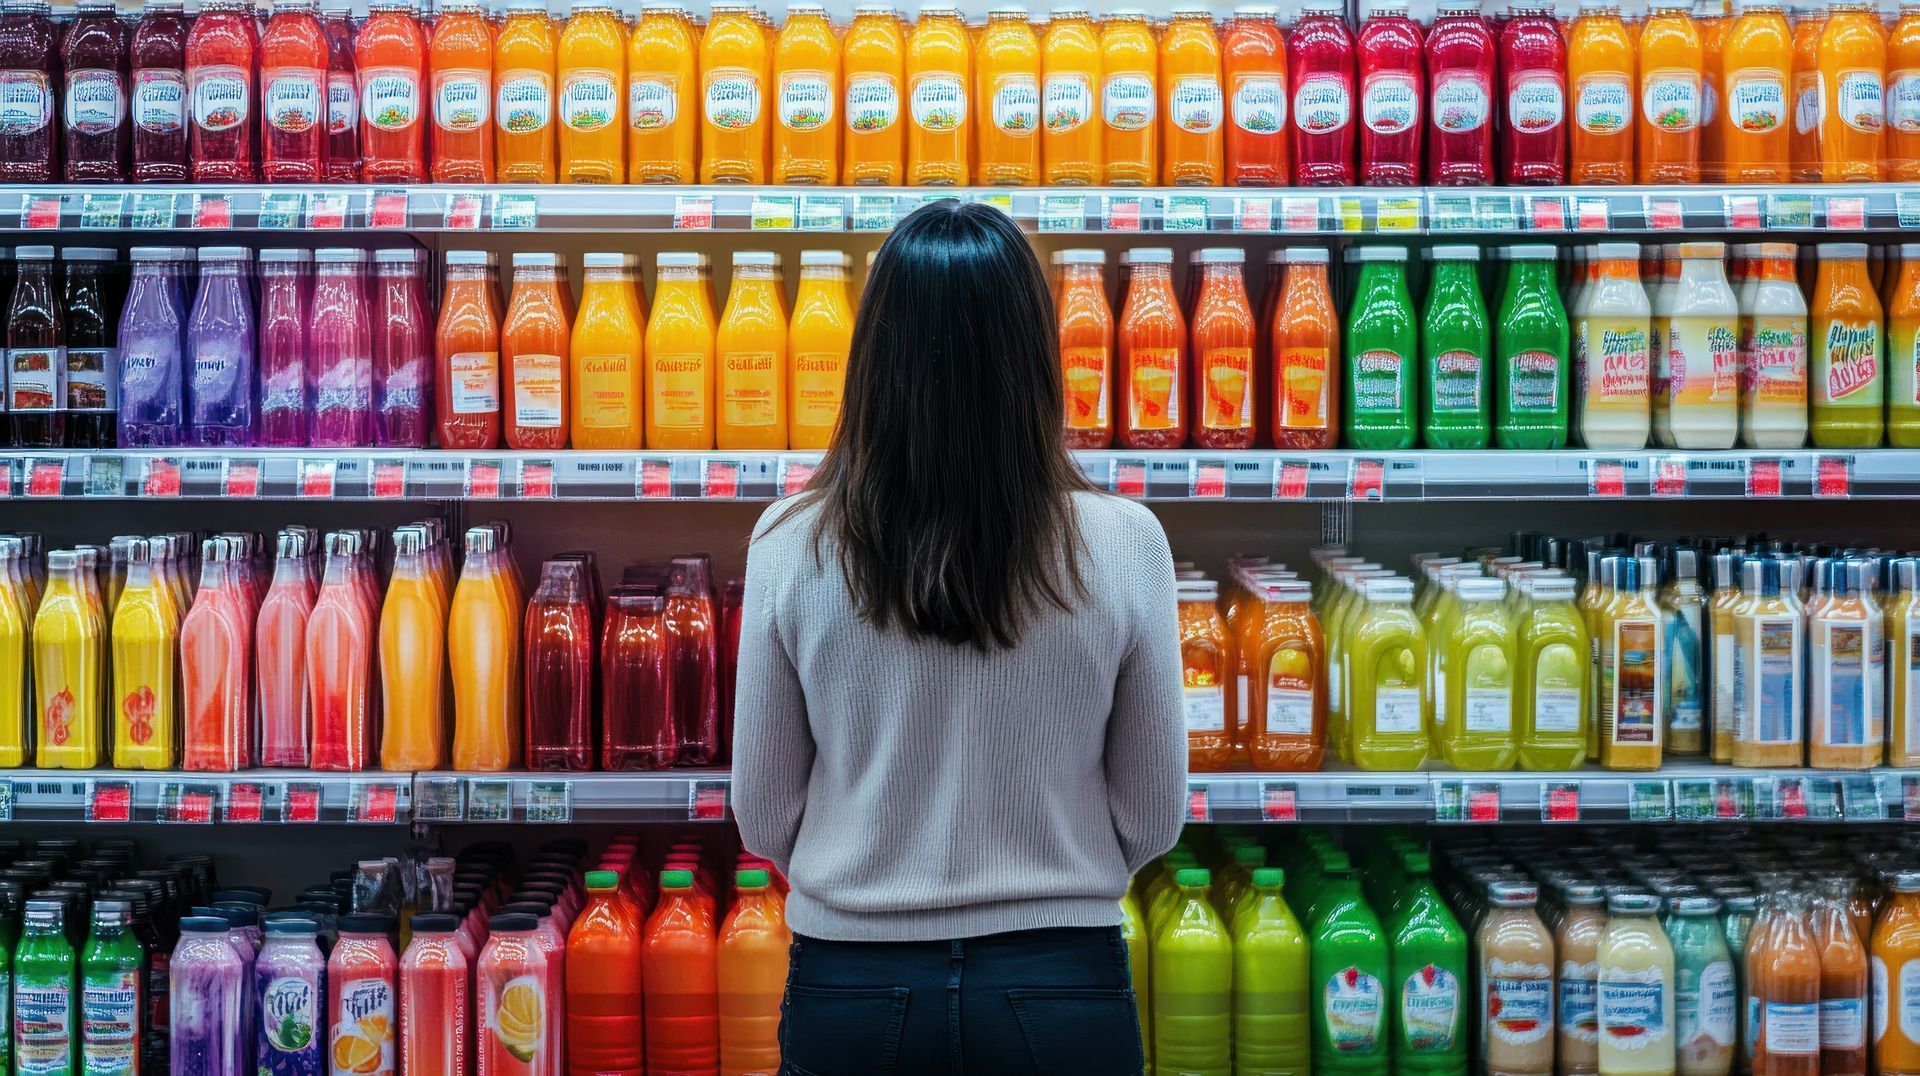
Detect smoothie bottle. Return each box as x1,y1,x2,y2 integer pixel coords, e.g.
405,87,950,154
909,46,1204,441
1421,247,1491,449
1478,881,1554,1076
1500,4,1569,183
1288,0,1357,185
1569,0,1636,183
171,917,248,1076
1098,10,1156,185
1389,852,1468,1075
974,7,1040,186
905,4,970,185
1425,2,1496,185
1308,856,1390,1074
1161,8,1225,185
493,0,557,183
1871,871,1920,1074
1598,893,1677,1075
1721,0,1793,182
1222,6,1287,185
1637,0,1705,183
1190,248,1257,451
1152,868,1232,1075
1668,896,1737,1075
626,3,697,184
1576,243,1653,449
841,4,906,185
556,0,626,184
1357,0,1425,186
1817,0,1886,181
1347,577,1429,771
1660,242,1741,451
772,3,839,185
1117,248,1188,449
1435,576,1518,771
1738,241,1809,448
1495,245,1570,450
644,252,718,451
1345,247,1418,450
428,0,493,183
1556,884,1606,1075
1808,242,1885,447
1753,891,1821,1073
255,917,325,1076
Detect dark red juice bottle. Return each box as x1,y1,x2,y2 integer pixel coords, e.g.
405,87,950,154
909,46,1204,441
0,0,59,183
1498,3,1567,184
664,555,719,767
61,248,117,448
524,559,594,772
186,0,259,182
61,0,130,182
259,0,325,181
7,246,63,449
719,578,742,764
1357,0,1425,185
602,587,674,771
130,0,191,182
1287,0,1358,186
319,1,357,181
1425,2,1497,184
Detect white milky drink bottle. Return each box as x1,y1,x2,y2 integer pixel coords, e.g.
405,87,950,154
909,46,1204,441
1661,242,1741,450
1737,241,1810,448
1577,242,1653,449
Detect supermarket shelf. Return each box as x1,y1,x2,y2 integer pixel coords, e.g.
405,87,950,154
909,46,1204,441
0,769,411,824
411,771,734,824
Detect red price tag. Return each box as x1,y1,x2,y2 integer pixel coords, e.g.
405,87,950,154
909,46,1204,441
1575,198,1610,231
1236,197,1272,231
300,461,336,499
284,785,321,823
1186,786,1210,822
370,462,403,499
1780,781,1809,819
222,459,259,498
1189,460,1227,498
1648,198,1684,229
519,461,554,498
1817,455,1851,497
0,460,12,496
1530,197,1566,230
194,196,231,229
1467,789,1501,823
779,459,816,496
224,783,263,823
1747,458,1781,497
89,782,132,822
171,791,215,823
1348,459,1384,501
23,196,59,229
26,460,63,497
1727,196,1762,229
1261,784,1298,822
1110,460,1146,498
142,459,181,498
357,784,398,824
690,785,728,820
673,195,714,229
1105,198,1141,231
467,460,501,499
1282,197,1320,231
703,460,741,498
1545,786,1580,822
1715,784,1741,819
444,194,482,230
1827,196,1867,230
638,458,673,499
1274,461,1310,500
306,196,347,229
369,191,409,228
1652,458,1687,496
1590,460,1626,498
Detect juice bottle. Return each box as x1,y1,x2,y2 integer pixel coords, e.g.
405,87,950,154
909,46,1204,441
1808,560,1882,769
837,6,902,186
0,0,52,183
717,869,788,1076
1698,0,1731,183
772,3,839,184
33,550,101,770
556,0,625,183
1637,0,1704,183
1887,558,1920,767
1347,577,1429,771
1357,0,1425,187
627,2,697,183
1576,242,1652,449
716,251,789,451
1190,248,1257,451
1731,557,1802,767
1500,5,1569,183
259,0,326,182
1273,247,1340,449
451,526,520,772
185,246,257,448
1178,581,1231,772
399,913,468,1076
1042,8,1102,184
494,0,558,183
257,915,326,1074
502,253,572,451
1659,547,1708,756
1817,0,1886,181
1817,886,1870,1073
1246,580,1325,771
1421,246,1491,448
81,899,142,1074
1308,857,1391,1073
476,913,550,1076
130,0,191,182
1056,248,1114,448
1597,556,1665,770
1552,884,1605,1075
1739,241,1809,448
1597,893,1677,1075
306,247,373,448
1660,242,1740,450
1116,248,1188,449
1892,1,1920,178
974,7,1040,185
1892,245,1920,446
437,250,503,450
1436,576,1518,770
1808,242,1884,447
428,0,494,182
525,559,593,772
1345,247,1418,451
0,538,28,769
1871,871,1920,1074
371,247,432,449
378,527,445,771
328,916,397,1076
645,252,718,451
1495,245,1571,450
255,530,313,768
1477,882,1555,1076
1388,852,1468,1075
14,899,73,1076
907,4,971,184
354,0,427,182
1515,574,1589,770
1721,0,1792,181
642,871,718,1075
701,4,770,183
1161,8,1225,185
111,537,177,770
570,252,645,451
1753,892,1822,1073
1569,0,1636,183
1232,867,1308,1074
1153,869,1233,1076
1425,2,1495,185
1668,897,1736,1075
320,1,359,182
255,248,311,448
788,249,854,450
1791,1,1826,180
1288,0,1357,185
566,871,642,1076
173,916,248,1075
306,531,373,772
1098,9,1156,185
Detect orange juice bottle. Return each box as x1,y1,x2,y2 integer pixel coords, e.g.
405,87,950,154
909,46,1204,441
450,525,519,772
627,3,699,183
1636,0,1704,182
1160,8,1225,185
1697,0,1731,180
378,526,444,771
716,870,789,1076
772,3,840,183
1058,248,1115,448
556,0,626,183
1040,9,1101,183
1791,1,1828,179
716,251,789,451
494,0,559,182
700,4,771,182
1873,872,1920,1076
1818,0,1888,180
788,250,854,450
428,0,496,183
1720,0,1793,182
1889,0,1920,178
975,6,1041,184
571,252,645,450
565,871,644,1076
842,5,906,183
908,4,973,183
1570,0,1637,184
642,871,719,1075
1099,9,1158,184
645,252,718,450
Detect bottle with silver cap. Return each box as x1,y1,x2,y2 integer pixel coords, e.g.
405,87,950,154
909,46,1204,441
503,252,571,451
1494,244,1570,450
450,525,518,771
1574,242,1653,450
117,247,188,448
185,247,257,447
1478,879,1555,1076
256,528,316,768
629,3,698,183
556,0,625,184
1554,882,1606,1074
109,534,179,770
306,530,373,772
1596,891,1677,1071
1288,0,1357,186
493,0,559,183
34,548,105,769
179,537,247,772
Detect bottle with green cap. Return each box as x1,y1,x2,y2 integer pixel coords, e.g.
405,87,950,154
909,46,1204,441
1494,244,1571,449
566,869,643,1075
1421,245,1493,448
1345,246,1419,450
717,868,788,1075
1150,868,1231,1076
1232,866,1310,1074
1309,855,1390,1074
641,868,719,1074
1386,851,1468,1075
15,897,75,1074
1149,850,1203,936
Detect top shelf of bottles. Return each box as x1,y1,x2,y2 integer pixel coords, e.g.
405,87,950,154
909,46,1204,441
10,182,1920,237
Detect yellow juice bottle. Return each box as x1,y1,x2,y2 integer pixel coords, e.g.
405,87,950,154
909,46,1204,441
494,0,559,182
0,537,29,767
788,250,854,450
842,4,906,183
627,2,699,183
1100,9,1158,185
1345,577,1430,771
1818,0,1888,181
1160,8,1224,185
1719,0,1792,182
571,252,646,450
701,4,772,182
774,3,841,183
449,526,519,772
1435,576,1520,771
717,251,790,450
34,550,102,769
110,539,177,770
1636,0,1704,183
646,252,718,450
378,527,446,771
908,4,973,184
975,6,1041,185
1041,8,1101,184
556,0,627,183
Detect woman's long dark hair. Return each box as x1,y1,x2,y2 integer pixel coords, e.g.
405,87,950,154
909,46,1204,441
789,199,1092,649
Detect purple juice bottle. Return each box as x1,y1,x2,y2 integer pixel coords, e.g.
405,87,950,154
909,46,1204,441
256,248,311,447
118,246,187,447
0,0,58,183
254,917,324,1076
130,0,191,182
61,0,131,181
306,247,371,447
371,247,429,448
171,915,249,1076
186,247,257,447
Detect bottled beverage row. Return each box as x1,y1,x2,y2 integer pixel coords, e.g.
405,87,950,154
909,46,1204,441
1182,527,1920,775
0,521,743,774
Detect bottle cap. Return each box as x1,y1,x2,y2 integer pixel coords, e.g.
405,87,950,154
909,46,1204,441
1509,244,1555,260
661,869,695,889
582,252,624,268
1128,247,1174,264
314,248,366,263
584,870,619,890
734,251,780,267
337,914,393,934
1250,867,1285,887
657,252,706,268
1671,895,1722,916
61,247,117,261
1608,892,1661,914
1196,247,1245,263
259,248,312,263
181,916,229,934
1353,246,1408,262
1489,882,1539,906
409,913,462,932
13,245,53,259
1429,245,1480,260
511,252,560,267
1817,242,1870,258
129,246,175,261
1455,577,1506,601
1283,247,1330,264
265,917,320,935
489,912,539,931
1173,868,1211,887
736,869,771,888
801,250,851,267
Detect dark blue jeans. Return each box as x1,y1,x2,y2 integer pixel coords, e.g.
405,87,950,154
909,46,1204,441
778,926,1146,1076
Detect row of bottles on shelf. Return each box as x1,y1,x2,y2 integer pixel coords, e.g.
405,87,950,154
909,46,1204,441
0,521,741,774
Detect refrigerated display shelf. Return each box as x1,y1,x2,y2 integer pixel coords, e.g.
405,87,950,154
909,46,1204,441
0,770,411,824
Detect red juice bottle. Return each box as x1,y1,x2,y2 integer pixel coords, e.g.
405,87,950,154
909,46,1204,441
130,0,190,182
259,0,325,181
0,0,58,183
320,1,357,180
524,559,593,772
186,0,259,182
1425,2,1497,184
61,0,130,182
370,247,430,447
1357,0,1426,185
665,556,719,768
720,578,741,763
601,587,674,771
1287,0,1358,185
353,0,426,182
1499,3,1568,183
1223,6,1288,185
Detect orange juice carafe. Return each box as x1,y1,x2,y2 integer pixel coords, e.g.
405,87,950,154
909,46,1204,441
627,3,699,182
571,252,646,451
701,4,772,183
646,252,718,450
1569,0,1636,184
908,4,972,184
556,0,626,183
1890,1,1920,178
428,0,496,182
841,4,907,183
974,7,1041,184
1697,0,1731,180
1057,248,1115,448
716,251,790,451
1719,0,1793,181
788,250,854,450
1818,0,1888,180
566,871,644,1076
1161,8,1226,185
773,3,840,183
1636,0,1704,182
1100,10,1158,184
716,869,789,1075
494,0,559,182
1040,9,1101,183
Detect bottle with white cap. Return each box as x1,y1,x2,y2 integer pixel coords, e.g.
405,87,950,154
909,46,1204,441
556,1,626,183
1056,249,1114,448
700,5,773,183
185,247,256,447
1288,0,1358,186
906,6,972,185
1426,0,1497,186
1221,6,1288,186
1421,245,1493,449
1494,244,1571,449
308,249,372,447
1435,575,1519,770
716,251,789,450
1357,0,1424,187
501,253,570,450
1191,248,1256,449
842,5,907,186
1163,7,1226,185
1099,9,1158,185
790,250,855,449
977,6,1042,185
1737,242,1808,448
1041,8,1102,185
1345,246,1418,450
117,248,188,448
495,0,560,183
1656,242,1740,450
772,4,840,184
1808,241,1885,447
570,252,644,450
645,251,718,449
1273,248,1339,449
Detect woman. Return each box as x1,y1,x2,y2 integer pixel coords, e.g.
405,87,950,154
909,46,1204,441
733,200,1186,1074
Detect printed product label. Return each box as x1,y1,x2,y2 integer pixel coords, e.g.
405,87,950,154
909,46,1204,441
1508,348,1561,412
1375,684,1421,734
1292,73,1350,134
1642,69,1701,131
1750,616,1800,745
1062,346,1108,428
1229,74,1284,134
1279,347,1330,429
1795,71,1819,134
433,70,489,131
1599,967,1667,1050
1183,685,1225,732
1678,960,1736,1049
1485,959,1551,1046
1889,70,1920,131
1839,69,1885,133
1044,73,1093,133
1201,346,1253,430
908,73,966,131
1613,619,1660,745
1716,629,1737,743
1765,1001,1819,1054
66,349,116,412
846,74,900,132
1704,76,1718,126
1728,69,1787,132
1353,348,1404,411
560,69,619,132
359,67,421,131
1900,959,1920,1042
64,69,124,135
1128,347,1179,430
328,73,356,133
1585,320,1650,401
1667,604,1704,733
779,71,833,132
1560,960,1598,1044
1508,69,1566,133
1873,956,1888,1044
577,353,636,428
188,64,246,132
448,352,500,414
14,983,71,1072
1907,625,1920,753
629,76,678,130
1431,348,1481,413
1266,646,1314,736
1103,73,1155,130
1362,70,1419,135
7,348,64,412
132,68,185,133
719,350,776,428
1820,996,1865,1049
263,68,323,133
81,968,138,1068
1819,317,1883,404
1463,643,1511,732
1820,621,1870,748
1402,965,1459,1052
991,74,1040,135
0,69,48,137
1170,75,1224,134
1534,649,1583,734
651,353,707,429
1431,69,1490,132
1668,316,1741,405
794,350,846,429
497,71,551,133
1743,316,1808,405
1324,967,1385,1051
1576,72,1631,133
330,977,395,1074
262,974,316,1054
511,354,564,427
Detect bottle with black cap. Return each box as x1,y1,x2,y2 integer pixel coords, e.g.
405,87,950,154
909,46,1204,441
328,913,398,1075
172,914,248,1068
256,915,325,1069
397,911,469,1070
476,911,552,1070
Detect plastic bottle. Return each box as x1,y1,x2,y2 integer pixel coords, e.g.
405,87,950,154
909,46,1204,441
130,0,190,181
353,0,425,182
305,532,373,773
1389,852,1467,1074
184,246,256,447
1347,577,1429,770
1419,249,1492,448
715,250,789,451
716,869,787,1076
371,248,431,449
771,2,838,184
643,870,718,1076
570,252,645,451
185,0,257,181
173,916,247,1075
1513,575,1590,769
319,1,358,181
1345,247,1418,450
1597,556,1665,770
1215,7,1282,185
1289,0,1357,185
399,913,467,1076
1501,5,1568,183
451,526,520,772
645,252,718,451
1575,243,1652,448
1637,0,1705,182
1668,896,1736,1075
1190,248,1257,450
1425,2,1495,184
1732,557,1802,767
501,252,572,451
565,871,641,1076
556,0,625,183
839,4,905,185
255,916,325,1075
1151,868,1231,1076
1809,242,1885,447
111,536,178,770
1477,881,1553,1076
327,916,396,1076
256,249,312,448
307,248,374,448
428,0,493,182
1817,0,1886,181
1892,2,1920,180
784,249,854,450
665,557,719,766
1657,548,1708,757
1435,576,1518,770
701,4,771,184
1598,893,1677,1075
1160,7,1225,185
255,530,314,769
1229,867,1308,1074
1553,884,1606,1075
1357,0,1424,186
33,550,101,769
61,0,129,182
1494,245,1570,449
0,0,56,183
81,899,142,1074
1809,560,1883,769
494,0,557,182
1099,9,1155,185
1871,871,1920,1073
1737,241,1809,447
259,0,326,182
377,527,443,772
1657,242,1741,451
1308,856,1390,1074
1721,0,1793,181
179,538,248,773
601,589,672,770
1568,0,1635,183
13,898,72,1074
116,247,186,448
524,560,593,772
1271,247,1339,448
476,913,551,1076
975,6,1040,186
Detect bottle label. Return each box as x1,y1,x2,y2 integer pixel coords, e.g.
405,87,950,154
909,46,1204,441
1102,73,1155,130
497,71,553,134
651,353,708,429
845,74,900,132
1200,346,1253,430
628,76,678,130
264,68,323,134
1266,649,1314,735
1749,616,1800,744
1463,678,1510,733
1906,625,1920,754
1820,621,1871,748
1889,70,1920,132
1874,956,1889,1045
433,70,490,132
1127,347,1179,430
1426,348,1480,414
1044,73,1094,133
991,74,1040,135
1508,69,1566,134
1678,960,1736,1049
1901,959,1920,1042
1430,70,1490,132
1062,345,1108,428
1183,685,1224,732
908,73,966,131
511,353,564,427
0,69,47,137
132,68,185,134
1485,958,1551,1046
795,350,847,428
1534,656,1583,734
449,351,500,414
1612,618,1660,745
560,69,619,132
577,353,636,428
1323,967,1385,1052
1353,347,1405,411
1641,69,1701,132
262,974,316,1053
328,72,357,133
1401,965,1459,1052
1362,70,1419,135
1795,71,1820,134
1507,348,1561,413
360,67,421,131
7,347,64,412
1292,73,1350,134
1575,72,1630,133
1560,960,1599,1044
330,977,394,1074
1818,317,1883,404
1742,315,1807,405
1278,347,1329,429
188,64,246,132
1667,603,1704,734
1668,316,1741,406
1169,75,1223,134
1375,684,1421,733
1702,75,1717,127
1820,996,1865,1049
1583,320,1649,401
718,350,776,427
779,71,834,132
65,348,117,412
64,69,124,135
14,982,71,1072
1728,69,1787,133
81,968,139,1067
1599,967,1667,1050
1838,69,1885,133
1765,1001,1819,1054
1229,74,1285,134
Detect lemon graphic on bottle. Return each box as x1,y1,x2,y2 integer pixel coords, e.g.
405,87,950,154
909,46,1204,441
493,975,547,1062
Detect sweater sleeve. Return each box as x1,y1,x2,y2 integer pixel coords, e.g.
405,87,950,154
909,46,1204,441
730,519,816,876
1102,505,1188,875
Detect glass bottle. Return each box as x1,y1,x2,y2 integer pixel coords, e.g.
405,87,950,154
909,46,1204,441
665,556,719,766
1425,3,1496,184
259,0,327,182
60,247,118,449
1288,0,1358,185
371,248,430,448
436,250,502,449
354,0,427,182
524,559,593,771
0,0,57,182
185,247,256,447
7,244,62,448
1357,0,1425,186
257,248,312,447
307,248,373,448
61,0,130,182
116,246,186,447
1116,247,1189,449
186,0,260,182
1499,4,1569,183
320,0,358,181
129,0,190,181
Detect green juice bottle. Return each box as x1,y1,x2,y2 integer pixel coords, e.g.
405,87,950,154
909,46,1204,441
1151,869,1232,1076
1119,892,1152,1070
1421,246,1493,448
1347,577,1430,771
1233,868,1310,1076
79,900,142,1076
1435,576,1519,771
1494,245,1572,449
14,898,76,1076
1345,247,1419,450
1309,858,1391,1075
1388,852,1468,1076
1515,575,1592,770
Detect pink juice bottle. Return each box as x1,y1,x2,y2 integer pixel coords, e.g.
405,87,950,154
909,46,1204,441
602,588,674,771
1425,1,1497,184
1288,0,1359,185
259,0,326,182
130,0,190,182
255,528,314,768
319,1,358,181
306,531,373,772
186,0,259,182
1499,2,1569,183
524,559,593,772
61,0,131,182
257,248,311,447
1357,0,1426,185
371,248,430,448
664,556,719,767
0,0,58,183
476,913,555,1076
307,248,373,448
328,915,398,1076
180,537,250,773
